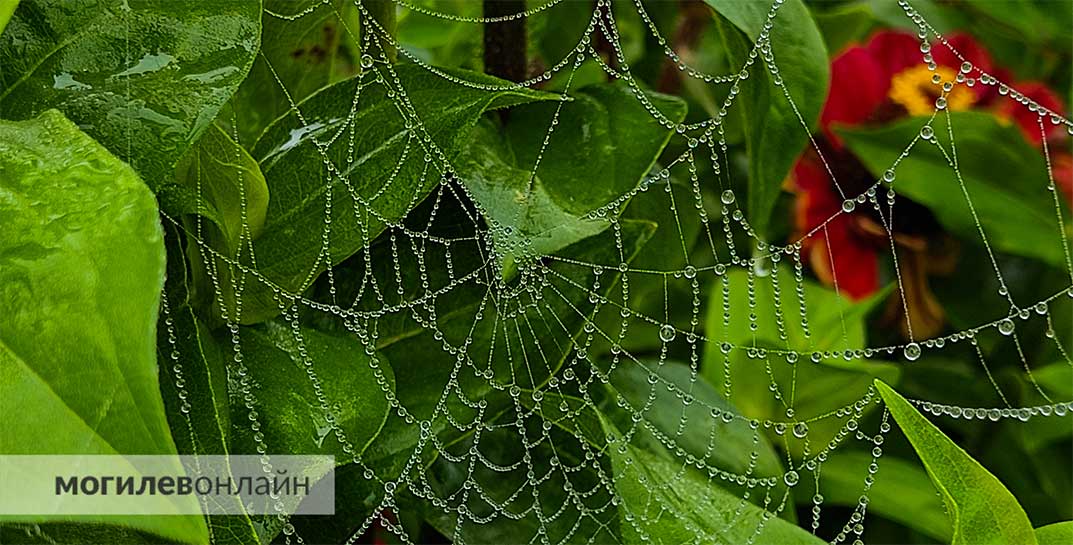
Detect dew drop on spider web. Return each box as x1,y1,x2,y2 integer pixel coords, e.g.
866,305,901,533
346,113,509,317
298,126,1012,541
659,324,677,343
998,318,1015,335
720,189,736,205
903,342,922,361
784,470,799,487
793,422,808,438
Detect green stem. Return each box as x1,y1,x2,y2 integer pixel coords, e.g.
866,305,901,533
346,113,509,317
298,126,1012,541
362,0,396,63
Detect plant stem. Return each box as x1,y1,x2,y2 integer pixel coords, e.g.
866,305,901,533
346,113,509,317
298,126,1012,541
363,0,397,63
483,0,527,83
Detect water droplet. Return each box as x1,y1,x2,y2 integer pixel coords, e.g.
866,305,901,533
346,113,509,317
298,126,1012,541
659,324,677,343
960,61,973,74
721,189,736,205
784,470,800,487
360,54,374,69
683,265,696,279
903,342,921,361
998,318,1015,335
883,169,896,183
792,422,808,438
920,126,934,139
842,199,856,213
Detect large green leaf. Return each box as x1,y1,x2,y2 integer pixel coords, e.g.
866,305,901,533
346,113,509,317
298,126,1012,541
602,360,789,507
459,82,686,275
806,451,951,542
1036,521,1073,545
221,63,557,324
0,0,260,189
603,422,823,545
229,321,395,460
156,235,263,545
173,124,270,323
230,0,360,144
419,419,621,544
707,0,829,239
841,112,1071,268
876,380,1039,545
0,0,17,35
0,110,206,544
702,267,899,454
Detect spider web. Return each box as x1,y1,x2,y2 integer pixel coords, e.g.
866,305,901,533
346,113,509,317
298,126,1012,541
159,0,1073,543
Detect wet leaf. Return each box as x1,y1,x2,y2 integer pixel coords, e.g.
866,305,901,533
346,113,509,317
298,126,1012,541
876,380,1038,545
0,110,205,544
0,0,260,189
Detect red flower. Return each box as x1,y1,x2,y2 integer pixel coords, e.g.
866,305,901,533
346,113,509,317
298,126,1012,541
791,29,1071,338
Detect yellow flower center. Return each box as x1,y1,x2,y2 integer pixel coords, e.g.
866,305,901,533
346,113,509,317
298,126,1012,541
888,65,976,116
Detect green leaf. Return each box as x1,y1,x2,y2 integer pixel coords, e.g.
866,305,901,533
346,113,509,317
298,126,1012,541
0,110,206,544
806,451,951,542
876,380,1039,545
230,321,395,460
172,124,270,323
419,421,620,544
230,0,360,144
603,359,789,506
603,421,823,545
840,112,1071,268
1036,521,1073,545
0,0,17,35
174,124,270,252
707,0,829,239
459,82,686,275
811,2,874,55
701,267,898,454
0,0,260,189
225,63,558,324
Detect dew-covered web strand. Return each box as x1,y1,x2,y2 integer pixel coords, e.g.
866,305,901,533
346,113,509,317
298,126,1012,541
166,0,1073,544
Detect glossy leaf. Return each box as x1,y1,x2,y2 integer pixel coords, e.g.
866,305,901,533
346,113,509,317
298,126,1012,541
420,421,620,544
841,112,1071,268
173,124,270,322
876,380,1039,545
811,2,874,55
0,0,260,188
459,82,686,275
0,0,17,35
807,451,951,542
156,236,265,545
224,63,557,323
702,267,899,453
1036,521,1073,545
603,359,789,505
708,0,830,239
230,0,360,144
230,321,395,460
0,110,205,544
603,422,823,545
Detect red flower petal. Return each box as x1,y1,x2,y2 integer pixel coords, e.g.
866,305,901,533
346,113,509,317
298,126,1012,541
793,156,879,300
820,47,890,145
806,216,880,301
1053,152,1073,205
865,30,921,79
994,81,1067,144
932,33,994,75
